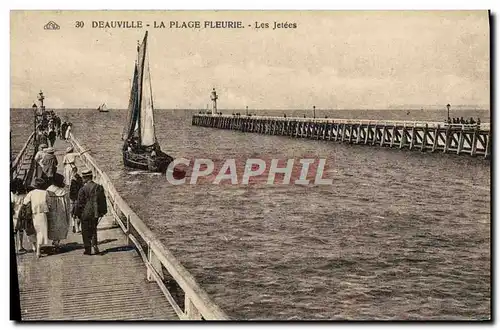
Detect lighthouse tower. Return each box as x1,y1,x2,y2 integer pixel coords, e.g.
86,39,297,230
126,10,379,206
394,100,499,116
210,88,218,115
37,90,45,112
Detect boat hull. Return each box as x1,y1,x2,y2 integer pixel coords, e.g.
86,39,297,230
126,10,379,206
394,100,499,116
123,149,173,173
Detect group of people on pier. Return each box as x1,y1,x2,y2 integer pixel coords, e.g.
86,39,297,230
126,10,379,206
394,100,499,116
446,116,481,125
12,122,107,258
36,111,73,148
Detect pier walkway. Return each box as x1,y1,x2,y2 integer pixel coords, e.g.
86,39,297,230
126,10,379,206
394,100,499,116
13,134,228,321
15,138,177,320
192,114,491,158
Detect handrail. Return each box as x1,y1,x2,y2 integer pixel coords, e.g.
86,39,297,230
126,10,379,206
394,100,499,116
194,114,490,130
11,131,35,173
69,133,229,320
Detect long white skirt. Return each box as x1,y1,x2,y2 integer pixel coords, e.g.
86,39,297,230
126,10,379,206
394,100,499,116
33,213,49,246
63,164,73,186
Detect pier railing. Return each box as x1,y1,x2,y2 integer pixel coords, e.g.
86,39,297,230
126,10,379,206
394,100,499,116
11,131,34,170
69,133,229,321
11,131,36,182
196,114,490,130
192,114,491,158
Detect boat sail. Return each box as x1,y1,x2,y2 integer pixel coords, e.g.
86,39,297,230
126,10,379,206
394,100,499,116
122,31,173,172
97,103,109,112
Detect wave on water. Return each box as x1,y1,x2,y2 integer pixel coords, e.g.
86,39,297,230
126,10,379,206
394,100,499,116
10,108,491,320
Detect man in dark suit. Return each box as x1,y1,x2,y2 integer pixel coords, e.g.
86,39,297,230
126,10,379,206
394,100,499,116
74,169,107,255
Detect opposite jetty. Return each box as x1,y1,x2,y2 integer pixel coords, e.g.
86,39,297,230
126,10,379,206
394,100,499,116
192,114,491,159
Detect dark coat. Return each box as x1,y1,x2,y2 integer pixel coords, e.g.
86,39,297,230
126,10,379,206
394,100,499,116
61,123,68,137
41,154,58,178
75,181,107,220
69,174,83,201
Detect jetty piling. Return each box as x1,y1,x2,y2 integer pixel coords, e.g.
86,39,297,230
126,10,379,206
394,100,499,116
192,114,491,158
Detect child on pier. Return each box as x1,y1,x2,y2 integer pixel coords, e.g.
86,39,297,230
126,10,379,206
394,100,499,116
69,167,83,233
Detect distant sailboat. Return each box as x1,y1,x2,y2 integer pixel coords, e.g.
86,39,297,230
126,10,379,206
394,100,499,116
97,103,109,112
122,31,173,173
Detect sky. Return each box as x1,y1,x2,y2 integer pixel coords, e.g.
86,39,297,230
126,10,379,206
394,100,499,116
10,10,490,110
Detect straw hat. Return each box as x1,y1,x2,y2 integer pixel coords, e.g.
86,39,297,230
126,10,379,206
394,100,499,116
66,146,74,153
45,147,55,154
81,168,93,177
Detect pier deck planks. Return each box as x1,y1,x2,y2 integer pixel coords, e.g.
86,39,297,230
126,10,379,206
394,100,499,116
14,138,178,321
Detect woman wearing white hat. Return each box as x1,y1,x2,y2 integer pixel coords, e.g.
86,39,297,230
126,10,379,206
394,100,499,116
62,146,90,186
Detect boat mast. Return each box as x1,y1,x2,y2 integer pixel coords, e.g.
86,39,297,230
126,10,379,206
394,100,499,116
145,35,157,144
136,37,143,143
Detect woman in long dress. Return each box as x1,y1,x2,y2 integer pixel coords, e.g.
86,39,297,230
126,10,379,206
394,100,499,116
40,147,58,186
64,123,72,140
23,178,50,258
34,144,47,179
63,147,77,186
62,147,90,186
47,174,71,251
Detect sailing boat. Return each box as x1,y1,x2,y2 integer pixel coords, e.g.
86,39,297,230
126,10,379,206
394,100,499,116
97,103,109,112
122,31,173,173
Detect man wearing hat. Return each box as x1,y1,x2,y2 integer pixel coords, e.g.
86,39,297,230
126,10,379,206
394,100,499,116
74,169,107,255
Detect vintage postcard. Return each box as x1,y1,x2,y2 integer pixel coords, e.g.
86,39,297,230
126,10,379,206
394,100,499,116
10,10,490,321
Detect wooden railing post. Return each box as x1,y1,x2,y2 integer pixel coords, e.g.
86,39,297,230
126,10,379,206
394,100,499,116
185,296,202,320
147,242,164,282
126,214,130,245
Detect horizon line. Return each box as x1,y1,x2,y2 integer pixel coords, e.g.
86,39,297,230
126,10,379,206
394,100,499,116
10,107,491,111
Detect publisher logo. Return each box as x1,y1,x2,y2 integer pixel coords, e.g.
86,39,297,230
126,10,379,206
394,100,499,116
44,21,60,30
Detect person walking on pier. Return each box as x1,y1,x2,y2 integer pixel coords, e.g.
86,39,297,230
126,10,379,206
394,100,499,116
11,179,28,253
62,147,90,186
34,144,48,179
65,123,72,141
55,116,61,138
74,169,107,255
61,121,68,140
39,131,49,147
47,174,71,252
40,147,58,185
69,167,83,233
22,178,50,258
48,128,56,147
63,147,78,186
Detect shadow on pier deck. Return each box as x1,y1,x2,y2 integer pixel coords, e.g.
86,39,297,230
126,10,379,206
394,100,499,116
15,138,178,320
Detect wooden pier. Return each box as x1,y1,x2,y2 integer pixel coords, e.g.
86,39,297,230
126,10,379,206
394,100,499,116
12,134,228,321
192,114,491,158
